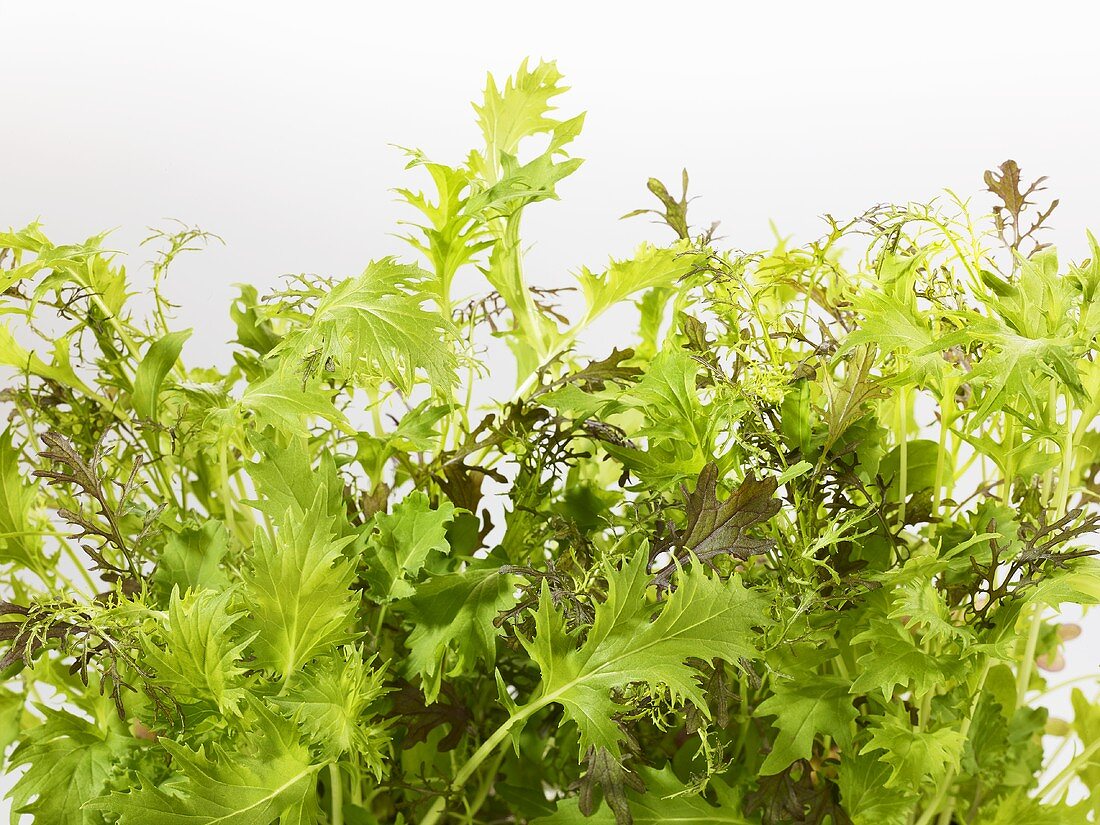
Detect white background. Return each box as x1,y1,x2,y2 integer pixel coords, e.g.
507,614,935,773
2,0,1099,814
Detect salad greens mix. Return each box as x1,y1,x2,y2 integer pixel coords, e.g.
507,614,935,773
2,60,1099,825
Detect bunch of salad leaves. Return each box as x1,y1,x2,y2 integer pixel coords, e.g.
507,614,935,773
1,60,1099,825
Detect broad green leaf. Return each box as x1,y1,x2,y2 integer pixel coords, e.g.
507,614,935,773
405,560,517,702
132,329,191,419
153,520,230,596
754,674,857,774
522,548,768,756
837,751,915,825
238,372,348,434
245,433,344,528
7,707,132,825
363,491,456,602
242,497,357,678
270,259,457,394
849,618,960,699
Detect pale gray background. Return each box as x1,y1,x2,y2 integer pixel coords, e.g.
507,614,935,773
2,0,1098,812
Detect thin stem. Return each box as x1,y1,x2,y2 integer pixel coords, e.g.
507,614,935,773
329,763,343,825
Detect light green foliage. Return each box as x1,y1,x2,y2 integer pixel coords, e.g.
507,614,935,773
521,549,766,755
86,704,321,824
754,675,856,774
405,561,517,702
363,491,456,601
269,260,457,394
7,707,133,825
142,587,249,716
1,61,1099,825
242,499,358,678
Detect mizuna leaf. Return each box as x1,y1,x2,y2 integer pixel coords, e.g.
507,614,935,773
7,708,133,825
273,648,389,767
521,548,768,756
363,491,456,602
576,243,694,324
861,714,966,788
821,344,889,454
85,703,321,824
153,520,230,597
142,587,250,716
849,618,962,700
242,496,357,678
754,675,857,775
271,259,457,394
238,372,348,435
405,561,517,702
836,752,916,825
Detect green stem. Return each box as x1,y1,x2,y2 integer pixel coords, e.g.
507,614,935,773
897,386,909,527
328,763,343,825
418,697,546,825
1037,739,1100,803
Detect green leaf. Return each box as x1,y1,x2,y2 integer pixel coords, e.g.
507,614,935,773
143,586,250,716
153,520,230,596
522,548,768,756
0,426,42,572
274,648,388,766
405,560,517,702
576,243,693,324
837,751,915,825
86,703,321,824
754,674,857,774
879,439,943,499
861,714,966,788
238,372,348,434
8,707,133,825
245,433,345,528
363,491,456,602
271,259,457,394
242,496,358,678
849,617,960,699
132,329,191,419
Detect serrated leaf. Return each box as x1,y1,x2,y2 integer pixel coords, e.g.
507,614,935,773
405,560,516,702
143,586,250,716
522,548,768,756
837,752,915,825
861,714,966,788
755,675,857,775
271,259,457,394
86,703,320,824
274,648,388,767
7,707,132,825
363,491,455,602
242,496,357,678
